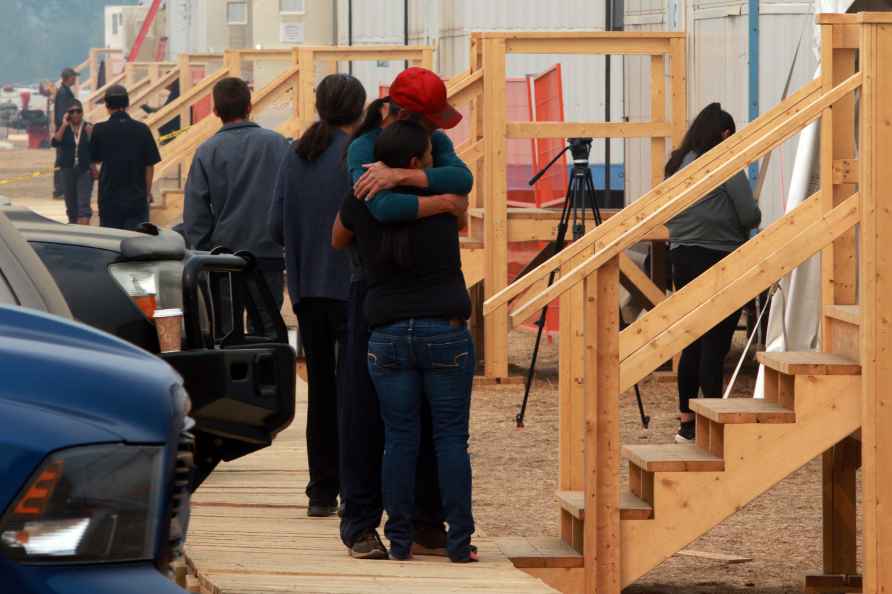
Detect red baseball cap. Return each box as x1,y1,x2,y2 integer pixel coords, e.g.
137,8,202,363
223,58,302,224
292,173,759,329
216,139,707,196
389,67,462,130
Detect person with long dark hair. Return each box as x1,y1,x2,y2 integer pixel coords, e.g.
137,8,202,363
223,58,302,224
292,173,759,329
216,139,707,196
268,74,366,523
334,121,476,562
664,102,762,443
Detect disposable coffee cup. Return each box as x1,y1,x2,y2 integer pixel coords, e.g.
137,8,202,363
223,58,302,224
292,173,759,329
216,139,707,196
153,308,183,353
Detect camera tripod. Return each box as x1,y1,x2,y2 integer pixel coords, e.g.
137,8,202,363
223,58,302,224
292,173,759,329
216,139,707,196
515,138,650,430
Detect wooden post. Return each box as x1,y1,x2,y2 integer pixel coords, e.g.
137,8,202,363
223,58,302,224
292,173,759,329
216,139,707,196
223,50,242,79
124,63,138,88
819,25,858,346
650,54,667,191
88,48,99,93
421,47,434,70
468,35,484,212
178,54,193,129
859,16,892,594
297,48,317,131
583,255,621,594
559,254,587,550
669,37,687,149
822,436,859,576
482,37,509,379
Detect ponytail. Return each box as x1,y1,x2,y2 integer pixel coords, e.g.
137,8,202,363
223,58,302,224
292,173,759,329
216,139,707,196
295,120,334,161
295,73,366,161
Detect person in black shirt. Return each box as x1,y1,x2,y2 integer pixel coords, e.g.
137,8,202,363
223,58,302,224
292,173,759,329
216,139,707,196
89,85,161,231
334,121,476,563
51,100,93,224
53,67,78,199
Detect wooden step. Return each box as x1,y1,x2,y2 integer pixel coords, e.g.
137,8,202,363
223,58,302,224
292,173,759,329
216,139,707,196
825,304,860,325
622,444,724,472
757,351,861,376
804,573,862,593
689,398,795,424
556,490,654,521
495,536,583,569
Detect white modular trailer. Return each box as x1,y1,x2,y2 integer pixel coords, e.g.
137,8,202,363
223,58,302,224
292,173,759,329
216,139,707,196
336,0,626,173
623,0,818,224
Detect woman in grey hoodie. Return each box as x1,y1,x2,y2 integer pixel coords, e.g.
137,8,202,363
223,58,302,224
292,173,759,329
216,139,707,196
664,103,762,443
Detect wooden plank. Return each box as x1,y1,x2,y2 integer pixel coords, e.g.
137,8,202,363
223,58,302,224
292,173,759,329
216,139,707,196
504,36,673,56
506,72,862,327
147,65,230,134
674,550,753,564
756,352,861,376
832,158,859,184
622,444,724,473
689,398,795,424
482,37,509,379
804,573,863,593
619,195,860,391
622,374,862,586
618,252,665,308
484,77,824,316
582,256,621,594
507,121,672,139
556,491,653,521
494,537,582,570
825,304,860,326
828,317,860,362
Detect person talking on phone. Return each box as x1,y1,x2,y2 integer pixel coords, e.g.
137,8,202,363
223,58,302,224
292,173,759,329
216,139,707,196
51,99,93,225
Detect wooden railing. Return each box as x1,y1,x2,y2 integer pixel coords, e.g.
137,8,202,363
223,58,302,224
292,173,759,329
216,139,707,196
480,13,887,592
469,31,686,379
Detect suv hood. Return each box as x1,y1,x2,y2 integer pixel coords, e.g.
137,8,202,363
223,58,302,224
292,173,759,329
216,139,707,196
0,204,185,260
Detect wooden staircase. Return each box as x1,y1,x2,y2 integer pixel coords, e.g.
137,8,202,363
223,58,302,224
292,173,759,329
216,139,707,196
484,13,892,593
620,351,860,586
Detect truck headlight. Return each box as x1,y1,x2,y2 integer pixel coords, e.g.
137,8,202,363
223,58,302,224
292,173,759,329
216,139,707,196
0,444,164,563
108,261,184,320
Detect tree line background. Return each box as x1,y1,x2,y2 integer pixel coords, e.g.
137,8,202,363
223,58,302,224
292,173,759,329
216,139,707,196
0,0,136,85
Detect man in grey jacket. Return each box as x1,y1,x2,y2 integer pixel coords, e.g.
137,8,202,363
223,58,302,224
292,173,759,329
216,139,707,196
183,77,290,310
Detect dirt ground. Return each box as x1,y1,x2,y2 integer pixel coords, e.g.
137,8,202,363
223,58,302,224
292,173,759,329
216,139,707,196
469,330,858,593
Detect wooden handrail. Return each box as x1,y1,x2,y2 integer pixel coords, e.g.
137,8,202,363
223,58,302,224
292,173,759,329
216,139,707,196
446,69,483,107
145,67,230,133
483,77,824,317
153,65,301,184
619,193,859,391
84,71,127,108
250,64,300,112
507,71,861,326
129,68,180,112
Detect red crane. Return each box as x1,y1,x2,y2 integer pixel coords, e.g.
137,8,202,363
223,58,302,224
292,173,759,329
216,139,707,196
127,0,164,63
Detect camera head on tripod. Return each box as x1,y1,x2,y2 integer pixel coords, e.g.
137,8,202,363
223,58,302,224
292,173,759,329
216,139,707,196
568,137,593,163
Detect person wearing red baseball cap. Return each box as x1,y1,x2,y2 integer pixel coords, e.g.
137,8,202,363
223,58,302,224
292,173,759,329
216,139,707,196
333,67,475,560
347,67,472,224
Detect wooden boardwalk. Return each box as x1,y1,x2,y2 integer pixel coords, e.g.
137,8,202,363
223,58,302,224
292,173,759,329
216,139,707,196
186,380,558,594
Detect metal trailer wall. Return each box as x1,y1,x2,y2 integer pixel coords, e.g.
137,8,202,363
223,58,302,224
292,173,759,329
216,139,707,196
624,0,817,224
337,0,625,174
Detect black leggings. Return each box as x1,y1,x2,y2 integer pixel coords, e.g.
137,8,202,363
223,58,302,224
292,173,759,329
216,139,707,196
670,245,742,414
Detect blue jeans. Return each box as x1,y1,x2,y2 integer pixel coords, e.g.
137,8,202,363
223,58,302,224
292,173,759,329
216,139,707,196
367,318,475,560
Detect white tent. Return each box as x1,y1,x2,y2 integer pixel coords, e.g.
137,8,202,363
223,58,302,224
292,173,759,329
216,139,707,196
754,0,856,398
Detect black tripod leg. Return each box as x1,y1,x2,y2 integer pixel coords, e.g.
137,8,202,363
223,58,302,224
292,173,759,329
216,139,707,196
516,299,551,428
634,383,650,429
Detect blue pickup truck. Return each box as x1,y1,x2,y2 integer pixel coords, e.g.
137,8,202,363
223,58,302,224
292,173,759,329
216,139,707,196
0,211,190,593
